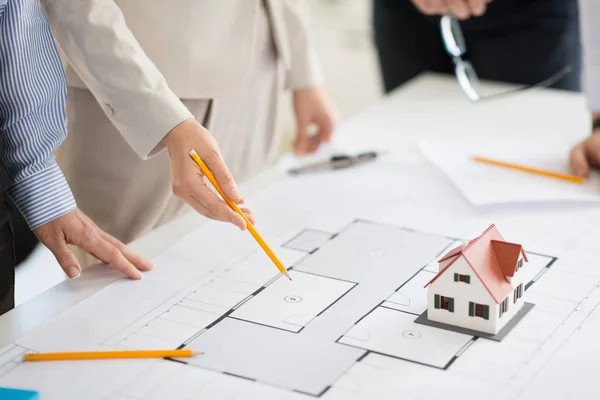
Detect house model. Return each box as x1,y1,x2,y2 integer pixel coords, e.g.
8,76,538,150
424,224,528,335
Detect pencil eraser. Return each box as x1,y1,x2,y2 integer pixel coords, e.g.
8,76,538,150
0,387,40,399
188,150,196,156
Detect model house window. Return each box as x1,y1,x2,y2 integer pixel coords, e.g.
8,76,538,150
434,294,454,312
499,297,509,317
519,283,523,298
517,258,524,271
453,273,470,283
469,301,489,320
513,283,524,303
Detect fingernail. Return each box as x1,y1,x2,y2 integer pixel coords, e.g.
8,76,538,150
68,266,80,278
135,270,144,279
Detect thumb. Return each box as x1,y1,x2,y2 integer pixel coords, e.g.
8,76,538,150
570,144,590,177
46,239,81,278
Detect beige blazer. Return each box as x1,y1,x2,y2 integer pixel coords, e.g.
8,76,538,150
44,0,324,159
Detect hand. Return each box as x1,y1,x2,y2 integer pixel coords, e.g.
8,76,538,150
33,209,153,279
292,86,338,155
411,0,490,19
162,119,253,229
570,133,600,177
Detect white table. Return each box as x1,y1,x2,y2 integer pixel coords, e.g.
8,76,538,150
0,72,591,350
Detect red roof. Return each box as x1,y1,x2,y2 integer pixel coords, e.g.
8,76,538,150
438,243,465,262
424,224,528,303
491,240,528,277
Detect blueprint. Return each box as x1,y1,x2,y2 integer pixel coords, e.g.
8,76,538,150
1,161,599,399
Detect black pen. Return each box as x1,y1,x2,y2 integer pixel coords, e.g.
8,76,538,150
288,151,380,175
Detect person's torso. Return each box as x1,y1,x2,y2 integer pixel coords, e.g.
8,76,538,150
65,0,290,99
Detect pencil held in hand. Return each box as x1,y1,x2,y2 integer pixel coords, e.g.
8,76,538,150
189,150,292,280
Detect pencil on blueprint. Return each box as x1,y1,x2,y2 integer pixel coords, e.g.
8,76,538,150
188,149,292,281
472,156,584,184
23,349,202,362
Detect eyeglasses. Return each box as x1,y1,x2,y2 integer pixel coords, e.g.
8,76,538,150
439,14,572,102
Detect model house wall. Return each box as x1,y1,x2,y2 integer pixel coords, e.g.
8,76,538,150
494,253,526,333
427,251,527,335
427,256,499,334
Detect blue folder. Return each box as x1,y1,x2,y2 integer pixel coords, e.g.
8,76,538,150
0,387,39,399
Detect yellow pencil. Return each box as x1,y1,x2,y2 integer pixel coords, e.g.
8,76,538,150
23,349,201,362
189,150,292,281
473,156,584,184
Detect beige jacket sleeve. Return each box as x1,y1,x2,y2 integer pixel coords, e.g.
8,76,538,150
579,0,600,113
282,0,325,90
43,0,193,159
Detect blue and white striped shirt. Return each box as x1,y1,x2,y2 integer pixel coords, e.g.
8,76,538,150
0,0,75,229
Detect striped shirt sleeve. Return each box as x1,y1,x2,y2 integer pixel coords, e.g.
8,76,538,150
0,0,76,229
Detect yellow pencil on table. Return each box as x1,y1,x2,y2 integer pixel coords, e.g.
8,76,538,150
23,349,201,362
189,149,292,281
472,156,584,184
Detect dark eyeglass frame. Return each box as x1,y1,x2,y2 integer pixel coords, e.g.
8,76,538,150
439,14,572,102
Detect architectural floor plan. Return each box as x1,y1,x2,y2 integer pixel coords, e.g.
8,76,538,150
79,220,554,398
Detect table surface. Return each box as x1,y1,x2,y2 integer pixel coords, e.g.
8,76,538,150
0,72,591,349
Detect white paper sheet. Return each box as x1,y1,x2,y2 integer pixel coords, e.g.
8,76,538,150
417,136,600,206
3,161,600,399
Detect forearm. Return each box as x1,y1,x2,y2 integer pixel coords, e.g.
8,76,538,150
44,0,193,159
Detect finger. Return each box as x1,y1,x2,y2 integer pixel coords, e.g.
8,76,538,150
467,0,486,16
317,115,335,143
413,0,447,14
570,144,590,177
430,0,449,13
240,207,255,225
293,119,312,155
99,231,153,272
446,0,471,19
293,135,310,155
188,186,246,230
305,134,321,154
301,120,324,154
200,149,242,204
75,232,143,279
585,137,600,168
45,238,81,278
